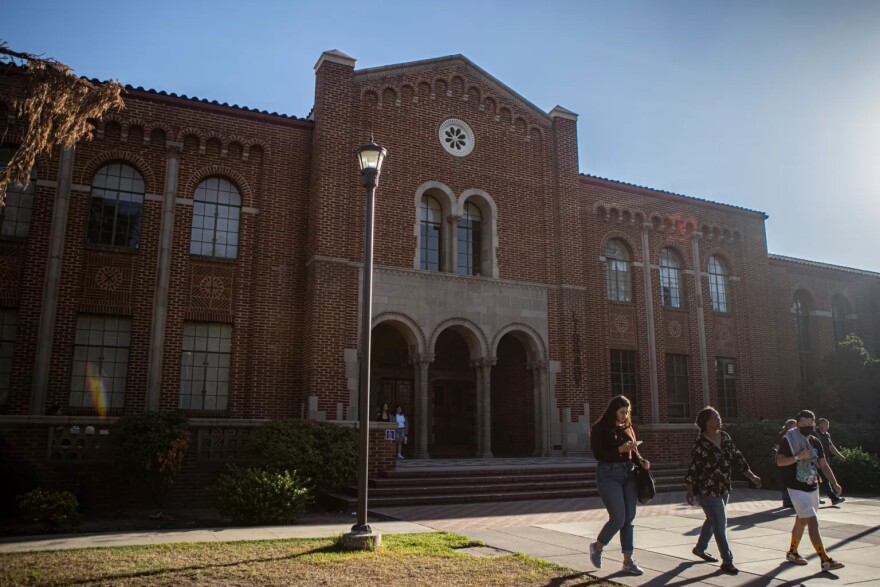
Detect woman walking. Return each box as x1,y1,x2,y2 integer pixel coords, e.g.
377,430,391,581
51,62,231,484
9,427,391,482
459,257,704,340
589,395,650,575
685,406,762,575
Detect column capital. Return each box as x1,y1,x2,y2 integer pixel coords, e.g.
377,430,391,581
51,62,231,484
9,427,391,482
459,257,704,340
410,353,435,366
472,357,497,368
165,141,184,157
447,214,462,224
526,360,548,371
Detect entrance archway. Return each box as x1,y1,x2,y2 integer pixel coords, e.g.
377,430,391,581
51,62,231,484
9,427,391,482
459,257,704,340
371,323,415,456
429,328,477,457
491,334,535,456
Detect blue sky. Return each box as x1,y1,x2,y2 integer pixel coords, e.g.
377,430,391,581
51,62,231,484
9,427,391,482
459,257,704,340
4,0,879,271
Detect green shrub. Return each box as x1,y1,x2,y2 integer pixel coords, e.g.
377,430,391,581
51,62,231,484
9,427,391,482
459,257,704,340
215,466,313,525
18,489,81,532
822,422,880,457
724,419,782,490
109,412,191,507
248,420,357,494
832,447,880,494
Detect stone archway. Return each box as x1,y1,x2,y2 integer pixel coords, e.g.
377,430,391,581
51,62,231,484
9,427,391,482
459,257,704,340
491,334,534,456
371,313,427,458
491,325,551,456
429,328,478,457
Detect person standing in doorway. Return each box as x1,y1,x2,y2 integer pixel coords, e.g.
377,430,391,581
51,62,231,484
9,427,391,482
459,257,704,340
685,406,762,575
393,405,408,459
375,403,392,423
775,419,797,508
816,418,846,505
588,395,650,576
777,409,845,572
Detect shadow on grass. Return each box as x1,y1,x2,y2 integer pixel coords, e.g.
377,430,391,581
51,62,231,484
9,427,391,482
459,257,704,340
541,572,608,586
52,542,346,587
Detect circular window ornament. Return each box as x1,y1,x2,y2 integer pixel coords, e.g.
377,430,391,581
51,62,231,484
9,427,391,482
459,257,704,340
439,118,475,157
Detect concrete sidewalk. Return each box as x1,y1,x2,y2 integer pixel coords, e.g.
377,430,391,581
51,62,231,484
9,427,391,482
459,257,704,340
374,489,880,586
2,489,878,586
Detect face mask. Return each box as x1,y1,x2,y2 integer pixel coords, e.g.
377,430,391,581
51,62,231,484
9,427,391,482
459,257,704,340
799,426,815,436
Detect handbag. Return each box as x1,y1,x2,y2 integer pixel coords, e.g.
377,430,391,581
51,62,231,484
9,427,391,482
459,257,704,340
635,462,656,504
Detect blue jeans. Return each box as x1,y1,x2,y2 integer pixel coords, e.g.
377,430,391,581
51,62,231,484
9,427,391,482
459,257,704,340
596,461,638,554
696,494,732,564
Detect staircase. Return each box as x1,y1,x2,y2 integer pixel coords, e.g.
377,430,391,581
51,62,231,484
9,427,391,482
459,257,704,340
326,458,690,512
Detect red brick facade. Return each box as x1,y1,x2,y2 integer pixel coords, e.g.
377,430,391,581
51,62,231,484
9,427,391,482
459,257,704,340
1,52,878,504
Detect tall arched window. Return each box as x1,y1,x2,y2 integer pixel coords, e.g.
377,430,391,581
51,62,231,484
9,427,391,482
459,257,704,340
605,239,632,302
0,147,36,239
831,295,852,346
793,291,813,383
708,256,729,313
659,248,682,308
457,201,482,276
87,163,145,248
190,177,241,259
419,195,442,271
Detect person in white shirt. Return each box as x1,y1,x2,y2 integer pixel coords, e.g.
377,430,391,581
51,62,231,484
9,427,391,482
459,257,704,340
394,405,407,459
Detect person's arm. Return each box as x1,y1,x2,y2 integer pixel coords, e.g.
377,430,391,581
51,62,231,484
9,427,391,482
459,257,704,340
684,444,699,504
776,437,811,467
818,458,842,495
828,437,845,460
729,437,762,487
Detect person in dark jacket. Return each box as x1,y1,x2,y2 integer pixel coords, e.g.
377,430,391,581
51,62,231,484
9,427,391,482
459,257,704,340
588,395,650,576
685,406,762,575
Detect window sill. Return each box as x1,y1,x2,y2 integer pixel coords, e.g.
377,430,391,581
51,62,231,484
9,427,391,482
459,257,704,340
189,255,237,264
607,300,635,306
661,306,688,313
85,243,139,255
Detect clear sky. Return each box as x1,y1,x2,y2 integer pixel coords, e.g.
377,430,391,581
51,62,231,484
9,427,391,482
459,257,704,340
4,0,879,271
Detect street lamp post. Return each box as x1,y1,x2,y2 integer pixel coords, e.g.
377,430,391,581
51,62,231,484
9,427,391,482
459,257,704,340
343,136,387,550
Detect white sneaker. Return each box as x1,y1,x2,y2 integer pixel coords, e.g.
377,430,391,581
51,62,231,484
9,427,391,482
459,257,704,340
589,542,602,568
397,453,405,459
622,559,644,575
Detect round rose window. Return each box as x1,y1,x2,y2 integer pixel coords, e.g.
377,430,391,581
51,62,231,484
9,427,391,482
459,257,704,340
438,118,475,157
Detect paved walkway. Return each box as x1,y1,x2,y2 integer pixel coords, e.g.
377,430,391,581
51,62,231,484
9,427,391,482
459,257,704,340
374,489,880,586
2,489,878,586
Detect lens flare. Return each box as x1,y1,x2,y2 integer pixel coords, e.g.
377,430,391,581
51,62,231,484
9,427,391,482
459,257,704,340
86,361,107,417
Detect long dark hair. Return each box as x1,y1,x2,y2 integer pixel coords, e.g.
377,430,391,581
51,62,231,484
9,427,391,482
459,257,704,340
593,395,632,430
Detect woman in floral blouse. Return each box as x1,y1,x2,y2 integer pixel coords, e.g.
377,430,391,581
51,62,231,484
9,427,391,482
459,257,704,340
685,406,762,575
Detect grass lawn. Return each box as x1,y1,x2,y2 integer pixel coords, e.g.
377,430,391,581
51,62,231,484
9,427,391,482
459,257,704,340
0,532,620,586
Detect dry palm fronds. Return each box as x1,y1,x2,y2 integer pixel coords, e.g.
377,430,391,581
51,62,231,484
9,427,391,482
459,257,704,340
0,42,124,206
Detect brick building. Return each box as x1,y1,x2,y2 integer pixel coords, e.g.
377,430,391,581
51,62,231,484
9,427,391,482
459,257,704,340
1,50,878,498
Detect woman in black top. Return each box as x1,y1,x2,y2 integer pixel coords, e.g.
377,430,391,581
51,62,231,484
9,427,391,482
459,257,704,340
685,406,761,575
588,395,650,576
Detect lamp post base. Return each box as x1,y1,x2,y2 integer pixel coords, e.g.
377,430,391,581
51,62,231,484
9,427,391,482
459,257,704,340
342,527,382,550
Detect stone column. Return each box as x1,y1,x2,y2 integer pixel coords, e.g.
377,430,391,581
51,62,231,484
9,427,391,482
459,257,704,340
528,360,549,456
446,214,461,273
146,142,182,411
31,146,75,415
411,353,433,459
475,358,495,458
640,224,660,423
691,234,711,406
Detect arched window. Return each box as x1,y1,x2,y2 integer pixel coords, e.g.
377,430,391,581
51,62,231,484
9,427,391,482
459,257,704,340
707,256,729,313
87,163,145,248
792,291,813,383
605,239,632,302
457,201,482,276
659,248,682,308
831,295,852,347
190,177,241,259
419,195,442,271
0,147,36,239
